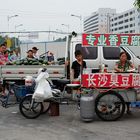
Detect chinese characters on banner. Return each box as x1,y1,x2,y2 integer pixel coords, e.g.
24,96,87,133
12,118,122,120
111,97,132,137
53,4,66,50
82,73,140,88
82,34,140,46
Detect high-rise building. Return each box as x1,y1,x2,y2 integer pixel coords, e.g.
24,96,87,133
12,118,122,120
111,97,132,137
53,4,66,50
84,8,116,33
110,8,140,33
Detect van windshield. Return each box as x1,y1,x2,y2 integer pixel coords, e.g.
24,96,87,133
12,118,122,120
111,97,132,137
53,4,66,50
75,44,98,59
126,46,140,59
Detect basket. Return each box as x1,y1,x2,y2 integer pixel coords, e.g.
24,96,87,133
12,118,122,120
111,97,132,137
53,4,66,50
14,85,27,98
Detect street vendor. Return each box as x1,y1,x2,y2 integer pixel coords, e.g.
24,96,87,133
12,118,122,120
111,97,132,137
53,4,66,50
114,51,135,114
114,52,135,72
71,50,87,80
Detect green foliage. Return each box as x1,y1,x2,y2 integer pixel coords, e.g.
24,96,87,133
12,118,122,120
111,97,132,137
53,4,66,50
134,0,140,9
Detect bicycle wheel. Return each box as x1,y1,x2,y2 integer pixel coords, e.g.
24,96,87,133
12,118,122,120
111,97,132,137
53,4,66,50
41,101,51,114
19,95,43,119
95,91,125,121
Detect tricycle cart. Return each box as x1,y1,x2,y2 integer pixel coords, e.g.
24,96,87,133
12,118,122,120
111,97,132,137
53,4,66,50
81,72,140,121
19,71,140,121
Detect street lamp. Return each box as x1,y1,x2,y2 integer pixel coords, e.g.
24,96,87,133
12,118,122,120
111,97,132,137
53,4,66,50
71,14,82,33
15,24,23,48
7,15,18,32
61,24,70,33
56,29,63,33
15,24,23,32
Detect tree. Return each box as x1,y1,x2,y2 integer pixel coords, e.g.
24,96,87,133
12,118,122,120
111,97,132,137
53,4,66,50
134,0,140,9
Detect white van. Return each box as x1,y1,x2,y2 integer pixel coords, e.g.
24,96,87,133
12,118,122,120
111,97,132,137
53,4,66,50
68,34,140,71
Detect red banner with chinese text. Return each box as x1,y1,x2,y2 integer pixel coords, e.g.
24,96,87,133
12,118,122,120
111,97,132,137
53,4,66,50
81,73,140,88
82,34,140,47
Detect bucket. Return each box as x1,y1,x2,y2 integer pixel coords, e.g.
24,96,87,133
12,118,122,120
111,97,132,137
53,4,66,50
49,102,59,116
71,79,80,84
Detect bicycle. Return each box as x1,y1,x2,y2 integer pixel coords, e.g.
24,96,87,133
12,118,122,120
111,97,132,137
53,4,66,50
19,68,81,119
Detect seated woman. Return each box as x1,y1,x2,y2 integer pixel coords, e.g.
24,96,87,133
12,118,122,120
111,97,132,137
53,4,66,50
114,51,135,72
114,51,134,114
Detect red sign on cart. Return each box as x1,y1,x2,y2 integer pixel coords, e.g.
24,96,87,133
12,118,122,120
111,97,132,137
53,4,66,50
82,73,140,88
82,34,140,47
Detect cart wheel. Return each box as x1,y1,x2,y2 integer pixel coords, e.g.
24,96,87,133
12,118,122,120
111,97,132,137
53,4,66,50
19,95,43,119
41,101,51,114
95,91,125,121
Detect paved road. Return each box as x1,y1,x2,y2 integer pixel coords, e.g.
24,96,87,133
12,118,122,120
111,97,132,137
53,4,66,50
0,105,140,140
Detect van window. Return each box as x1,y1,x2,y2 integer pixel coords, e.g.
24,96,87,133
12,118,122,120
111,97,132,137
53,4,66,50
127,46,140,59
75,44,98,59
103,47,120,60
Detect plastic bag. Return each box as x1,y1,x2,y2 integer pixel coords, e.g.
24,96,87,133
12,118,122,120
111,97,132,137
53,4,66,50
33,79,53,102
32,69,53,102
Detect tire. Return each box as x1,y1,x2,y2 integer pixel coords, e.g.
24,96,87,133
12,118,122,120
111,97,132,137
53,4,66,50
19,95,43,119
95,91,125,121
41,101,51,114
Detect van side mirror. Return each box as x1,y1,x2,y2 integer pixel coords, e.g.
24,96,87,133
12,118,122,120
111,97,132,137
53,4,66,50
71,31,77,37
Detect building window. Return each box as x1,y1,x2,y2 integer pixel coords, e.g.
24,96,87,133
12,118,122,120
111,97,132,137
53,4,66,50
115,17,117,20
130,24,133,27
125,31,128,33
130,30,133,33
115,23,117,25
119,15,123,19
119,26,123,30
125,13,128,17
125,19,128,22
130,11,133,15
115,28,117,31
119,21,123,24
112,19,113,21
130,18,133,21
125,25,128,28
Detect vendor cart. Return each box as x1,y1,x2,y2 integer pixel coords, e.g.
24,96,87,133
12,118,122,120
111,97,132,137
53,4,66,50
81,72,140,121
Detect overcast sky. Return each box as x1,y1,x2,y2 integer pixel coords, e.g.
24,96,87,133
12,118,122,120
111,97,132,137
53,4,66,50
0,0,136,40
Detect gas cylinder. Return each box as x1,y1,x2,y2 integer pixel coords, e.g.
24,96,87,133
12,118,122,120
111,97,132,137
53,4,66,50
80,94,95,122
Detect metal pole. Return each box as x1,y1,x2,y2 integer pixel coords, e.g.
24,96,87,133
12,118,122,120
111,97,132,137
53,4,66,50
71,14,82,33
15,24,23,48
7,16,9,32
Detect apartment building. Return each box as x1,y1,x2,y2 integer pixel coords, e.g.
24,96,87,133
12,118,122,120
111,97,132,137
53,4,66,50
110,8,140,33
84,8,116,33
